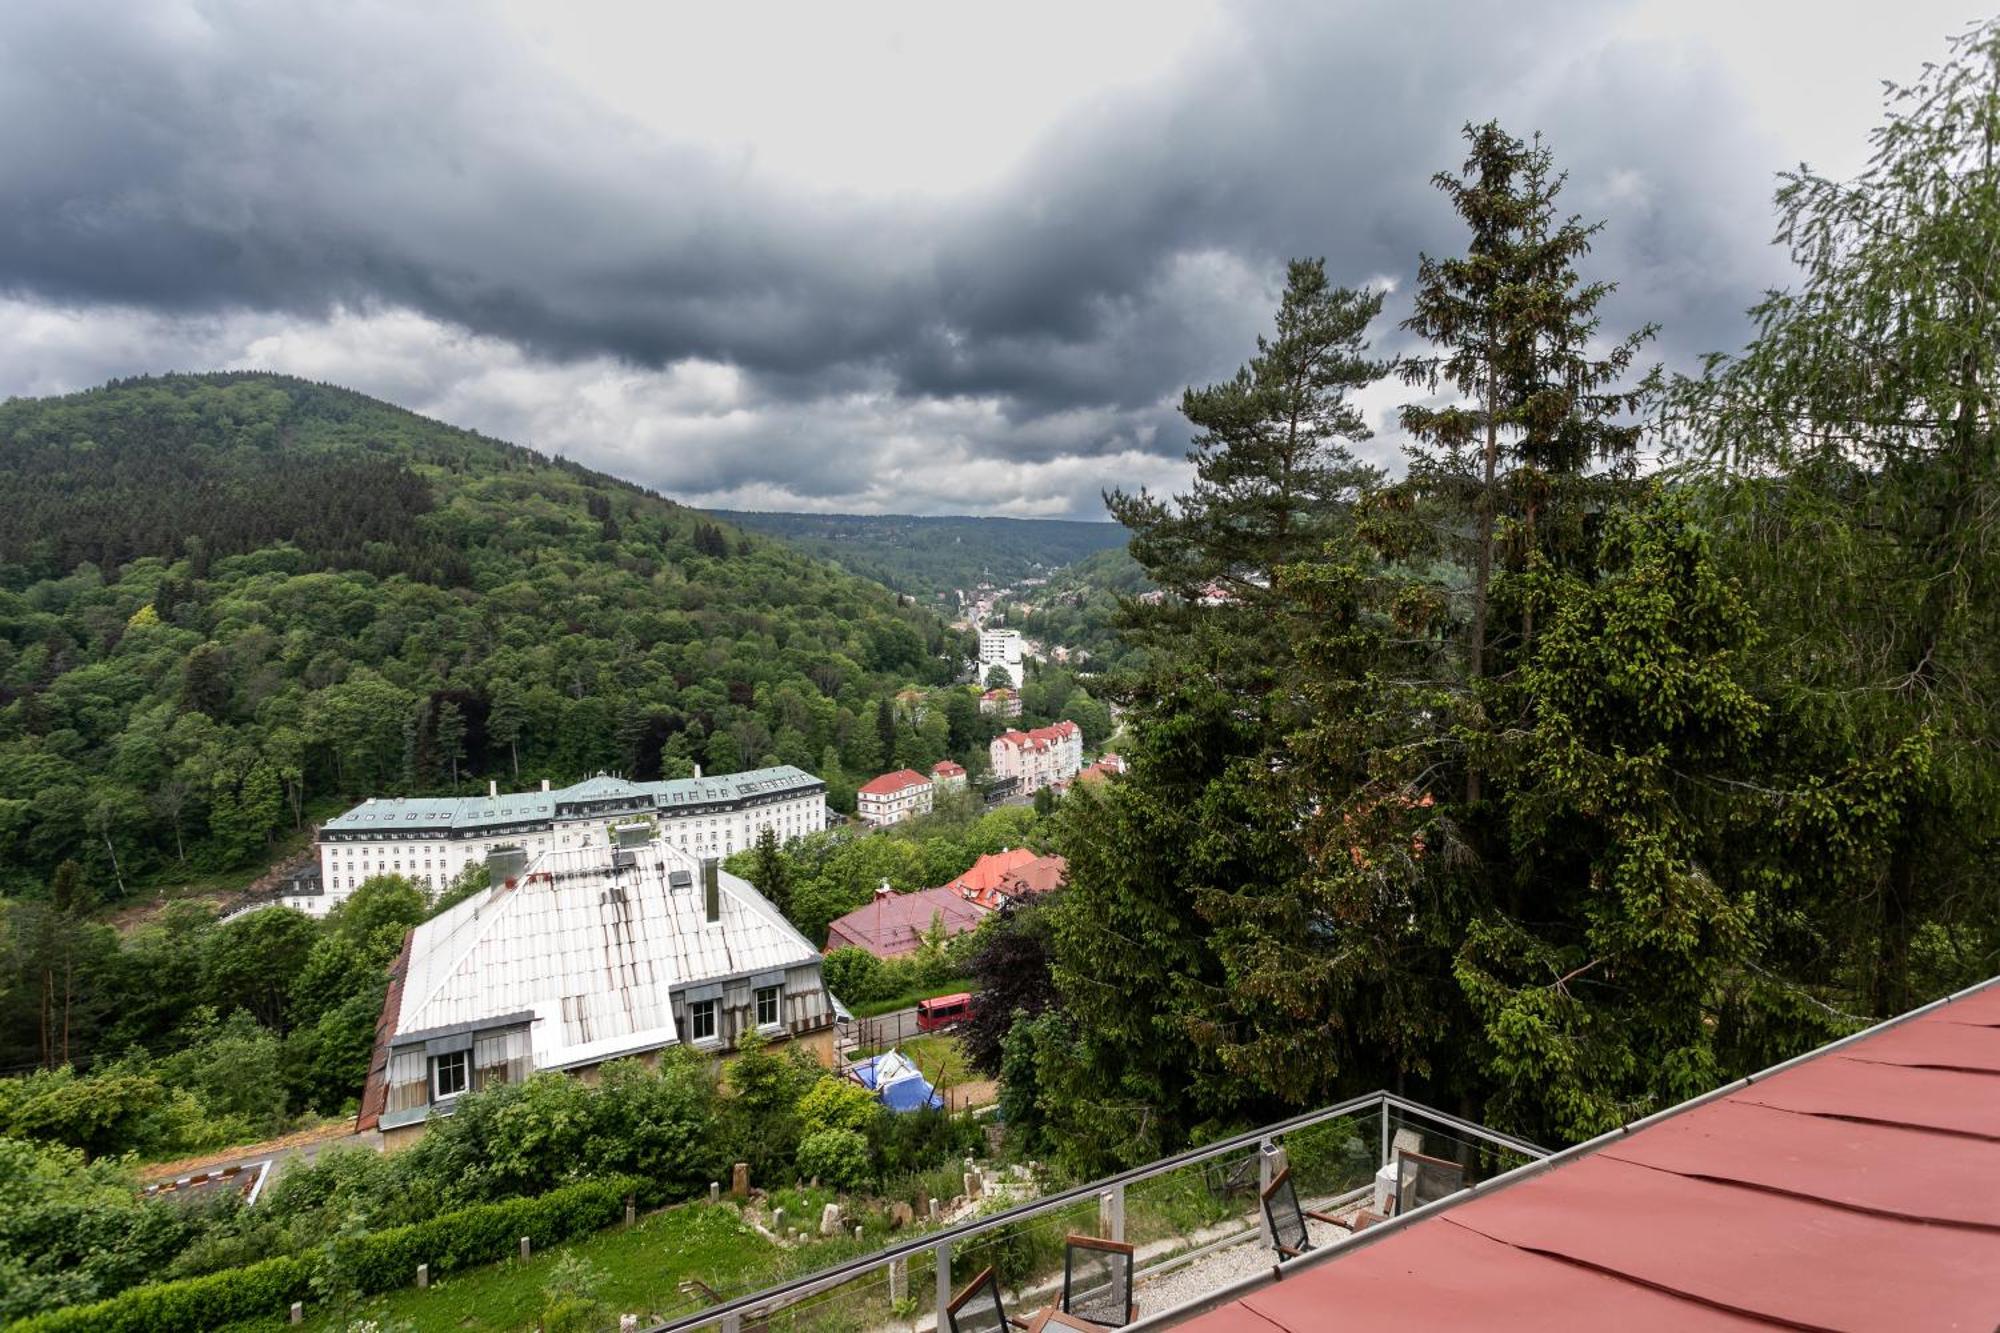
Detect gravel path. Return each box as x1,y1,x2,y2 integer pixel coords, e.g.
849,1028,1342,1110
1134,1218,1350,1316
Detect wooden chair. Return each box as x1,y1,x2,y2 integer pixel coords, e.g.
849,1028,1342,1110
1393,1149,1465,1216
1259,1166,1349,1260
1061,1234,1137,1327
944,1266,1030,1333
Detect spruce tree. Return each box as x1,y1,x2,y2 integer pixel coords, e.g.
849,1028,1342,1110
1399,122,1656,799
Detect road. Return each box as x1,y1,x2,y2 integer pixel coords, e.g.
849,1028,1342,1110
139,1122,382,1195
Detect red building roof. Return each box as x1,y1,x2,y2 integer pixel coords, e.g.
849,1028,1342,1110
947,848,1066,909
1176,977,2000,1332
995,720,1080,750
932,760,966,777
823,886,987,958
858,768,931,797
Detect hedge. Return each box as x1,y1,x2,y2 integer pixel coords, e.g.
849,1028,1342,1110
331,1176,639,1295
10,1255,312,1333
11,1176,640,1332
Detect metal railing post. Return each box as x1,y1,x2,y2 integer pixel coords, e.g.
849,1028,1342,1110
934,1239,951,1332
1099,1185,1125,1242
1380,1101,1391,1171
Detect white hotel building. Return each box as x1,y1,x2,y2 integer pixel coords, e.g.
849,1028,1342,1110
979,626,1025,688
295,766,826,916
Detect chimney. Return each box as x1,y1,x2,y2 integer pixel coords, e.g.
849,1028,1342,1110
701,857,721,924
694,763,704,779
876,878,894,901
541,778,551,792
488,779,498,798
487,845,528,888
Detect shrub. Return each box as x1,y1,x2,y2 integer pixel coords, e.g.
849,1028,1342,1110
329,1176,635,1295
795,1077,881,1138
796,1128,872,1191
8,1254,312,1333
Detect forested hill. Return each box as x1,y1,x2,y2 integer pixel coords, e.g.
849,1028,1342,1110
712,510,1128,605
0,372,969,898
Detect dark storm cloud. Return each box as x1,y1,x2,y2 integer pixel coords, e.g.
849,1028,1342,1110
0,1,1805,513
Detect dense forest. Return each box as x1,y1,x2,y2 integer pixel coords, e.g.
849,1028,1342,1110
1012,545,1155,672
714,511,1128,606
986,36,2000,1170
0,372,978,906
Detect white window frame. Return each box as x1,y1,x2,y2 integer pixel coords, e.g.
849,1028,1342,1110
689,998,718,1044
755,985,781,1029
432,1049,470,1100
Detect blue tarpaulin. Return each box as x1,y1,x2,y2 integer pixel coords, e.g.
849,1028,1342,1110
848,1050,944,1113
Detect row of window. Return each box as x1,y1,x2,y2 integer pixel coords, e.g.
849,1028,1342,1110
684,984,782,1043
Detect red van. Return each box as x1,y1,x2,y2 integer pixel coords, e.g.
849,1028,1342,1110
916,992,975,1032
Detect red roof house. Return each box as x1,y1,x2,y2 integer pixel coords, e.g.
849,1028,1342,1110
824,884,987,958
946,847,1067,910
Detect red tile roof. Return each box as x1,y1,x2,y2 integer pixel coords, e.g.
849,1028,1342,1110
823,886,988,958
994,721,1080,750
931,760,966,777
946,848,1066,909
858,768,931,797
1175,977,2000,1333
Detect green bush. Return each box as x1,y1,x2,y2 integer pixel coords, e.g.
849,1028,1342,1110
8,1254,312,1333
330,1176,637,1295
796,1129,872,1191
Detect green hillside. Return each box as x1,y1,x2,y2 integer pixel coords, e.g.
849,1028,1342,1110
712,510,1127,605
0,372,974,902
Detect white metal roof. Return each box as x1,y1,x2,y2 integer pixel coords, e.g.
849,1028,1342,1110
392,836,821,1070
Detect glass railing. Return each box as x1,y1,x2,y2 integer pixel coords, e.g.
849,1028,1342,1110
643,1092,1545,1333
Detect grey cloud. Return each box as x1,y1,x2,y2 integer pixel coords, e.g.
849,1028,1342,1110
0,0,1836,516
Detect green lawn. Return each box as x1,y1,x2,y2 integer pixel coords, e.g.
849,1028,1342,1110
222,1204,813,1332
221,1198,930,1333
856,1033,973,1088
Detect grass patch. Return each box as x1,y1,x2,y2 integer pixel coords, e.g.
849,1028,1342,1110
855,1034,973,1088
222,1203,791,1332
847,979,975,1018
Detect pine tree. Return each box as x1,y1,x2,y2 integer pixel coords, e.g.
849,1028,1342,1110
1109,259,1387,701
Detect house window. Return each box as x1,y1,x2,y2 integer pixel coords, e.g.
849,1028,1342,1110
756,985,781,1028
689,999,717,1043
433,1050,470,1100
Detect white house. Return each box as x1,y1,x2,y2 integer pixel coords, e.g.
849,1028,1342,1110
857,768,934,827
930,759,967,792
299,766,826,916
989,720,1083,794
357,829,836,1148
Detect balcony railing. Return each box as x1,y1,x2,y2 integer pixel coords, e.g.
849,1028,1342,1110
643,1091,1546,1333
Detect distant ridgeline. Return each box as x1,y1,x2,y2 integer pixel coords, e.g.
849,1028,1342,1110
0,372,968,896
713,509,1129,605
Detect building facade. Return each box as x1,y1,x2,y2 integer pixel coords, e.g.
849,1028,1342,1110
979,687,1022,718
856,769,934,827
300,766,826,917
358,832,836,1149
978,627,1025,688
989,720,1083,794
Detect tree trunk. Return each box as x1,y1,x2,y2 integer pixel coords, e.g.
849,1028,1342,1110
100,829,126,898
1466,361,1500,805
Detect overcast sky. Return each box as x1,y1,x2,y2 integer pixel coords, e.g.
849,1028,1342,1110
0,1,1975,519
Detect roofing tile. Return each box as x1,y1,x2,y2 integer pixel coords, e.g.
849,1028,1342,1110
1170,978,2000,1333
